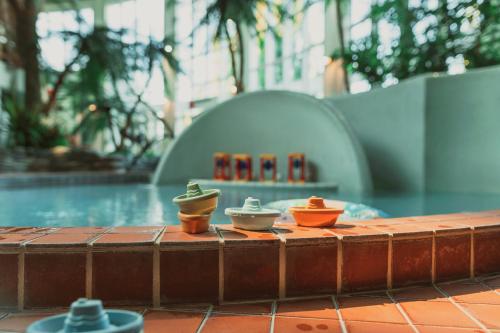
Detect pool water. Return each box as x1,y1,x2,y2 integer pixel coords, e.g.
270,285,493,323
1,184,500,227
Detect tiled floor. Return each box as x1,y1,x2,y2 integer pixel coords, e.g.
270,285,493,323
1,276,499,333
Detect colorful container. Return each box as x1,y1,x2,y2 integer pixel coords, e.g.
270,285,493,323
173,182,220,215
288,153,306,183
288,196,343,227
177,211,211,234
233,154,253,181
225,197,281,230
26,298,143,333
213,152,231,181
259,154,277,182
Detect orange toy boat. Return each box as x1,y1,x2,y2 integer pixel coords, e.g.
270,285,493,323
289,196,344,227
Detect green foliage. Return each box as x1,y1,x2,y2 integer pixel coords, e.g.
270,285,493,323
341,0,500,86
41,24,179,166
2,93,66,148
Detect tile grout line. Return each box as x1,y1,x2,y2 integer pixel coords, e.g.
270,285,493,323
84,228,112,300
387,234,393,290
431,232,436,283
477,280,500,297
85,244,93,299
386,290,420,333
152,226,167,308
433,284,491,332
470,228,475,279
17,246,25,311
331,295,348,333
195,305,213,333
336,238,343,295
274,231,286,300
16,230,51,310
215,226,225,303
269,300,277,333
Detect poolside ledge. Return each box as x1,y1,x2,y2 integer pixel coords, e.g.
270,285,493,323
0,210,499,310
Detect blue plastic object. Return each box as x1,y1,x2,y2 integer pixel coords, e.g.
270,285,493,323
26,298,143,333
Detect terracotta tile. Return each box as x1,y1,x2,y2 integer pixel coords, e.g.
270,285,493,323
416,325,487,332
460,303,500,329
217,225,280,246
24,252,86,308
390,285,447,302
0,312,60,332
344,320,414,333
93,251,153,305
93,233,158,247
26,233,97,248
223,245,279,301
400,299,481,328
338,295,406,324
465,210,500,218
458,217,500,229
341,240,388,292
1,227,57,234
474,229,500,275
273,316,342,333
0,234,44,248
200,313,271,333
286,242,337,296
213,302,272,315
160,248,219,303
55,227,109,234
356,217,412,226
438,280,500,305
435,233,471,281
277,298,338,319
110,226,164,233
327,223,389,240
483,276,500,289
373,223,434,237
0,253,18,308
406,214,469,222
392,237,432,287
160,229,219,248
417,222,470,233
273,225,337,244
143,310,205,333
161,304,211,312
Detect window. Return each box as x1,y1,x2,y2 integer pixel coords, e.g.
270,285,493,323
104,0,166,106
37,8,94,71
174,0,326,133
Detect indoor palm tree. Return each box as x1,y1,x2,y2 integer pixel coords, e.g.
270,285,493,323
196,0,285,94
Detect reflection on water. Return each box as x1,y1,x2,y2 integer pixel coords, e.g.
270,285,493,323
0,184,499,227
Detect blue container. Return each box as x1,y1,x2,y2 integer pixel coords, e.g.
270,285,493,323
27,298,143,333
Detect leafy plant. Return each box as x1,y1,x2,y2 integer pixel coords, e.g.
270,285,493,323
1,92,66,148
339,0,500,87
44,25,179,167
196,0,287,94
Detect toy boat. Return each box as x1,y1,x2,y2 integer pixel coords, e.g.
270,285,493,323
173,182,220,215
225,197,281,231
288,196,344,227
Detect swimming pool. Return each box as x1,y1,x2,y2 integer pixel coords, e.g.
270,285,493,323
1,184,500,227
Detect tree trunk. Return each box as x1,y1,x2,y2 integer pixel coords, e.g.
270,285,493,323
14,0,41,111
224,22,241,94
335,0,350,93
235,22,245,93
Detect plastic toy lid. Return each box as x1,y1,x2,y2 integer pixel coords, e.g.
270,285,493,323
173,182,220,203
289,196,344,213
26,298,143,333
225,197,281,217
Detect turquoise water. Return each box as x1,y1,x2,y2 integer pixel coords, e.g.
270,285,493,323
0,184,499,227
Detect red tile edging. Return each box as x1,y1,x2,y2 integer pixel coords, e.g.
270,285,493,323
0,210,499,309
